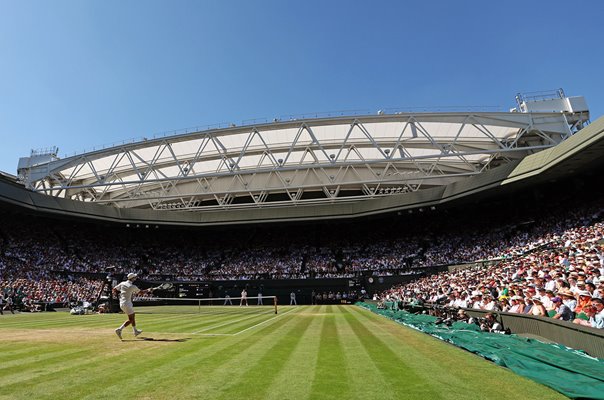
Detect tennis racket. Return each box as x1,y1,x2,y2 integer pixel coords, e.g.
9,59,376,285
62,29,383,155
150,283,174,292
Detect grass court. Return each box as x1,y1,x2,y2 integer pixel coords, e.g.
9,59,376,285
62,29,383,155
0,305,567,399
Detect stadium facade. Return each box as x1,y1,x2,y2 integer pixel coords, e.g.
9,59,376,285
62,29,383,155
3,89,602,226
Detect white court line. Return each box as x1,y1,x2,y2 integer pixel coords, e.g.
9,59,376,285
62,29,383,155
191,333,233,336
191,312,267,334
191,307,299,336
234,307,298,335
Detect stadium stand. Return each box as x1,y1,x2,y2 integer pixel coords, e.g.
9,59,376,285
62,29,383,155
378,204,604,330
2,170,604,327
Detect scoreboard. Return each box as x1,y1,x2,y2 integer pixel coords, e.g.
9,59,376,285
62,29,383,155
176,282,210,298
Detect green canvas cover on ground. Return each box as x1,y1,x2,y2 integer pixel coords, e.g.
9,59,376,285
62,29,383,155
359,302,604,399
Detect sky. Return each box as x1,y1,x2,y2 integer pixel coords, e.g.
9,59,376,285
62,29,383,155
1,0,603,175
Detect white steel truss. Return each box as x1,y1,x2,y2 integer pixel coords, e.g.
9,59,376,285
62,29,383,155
18,112,575,211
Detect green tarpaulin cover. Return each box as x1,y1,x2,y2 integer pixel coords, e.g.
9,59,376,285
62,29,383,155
359,302,604,399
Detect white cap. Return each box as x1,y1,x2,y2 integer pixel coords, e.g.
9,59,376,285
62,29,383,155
127,273,138,280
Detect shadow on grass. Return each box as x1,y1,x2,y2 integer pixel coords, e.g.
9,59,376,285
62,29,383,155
121,337,191,342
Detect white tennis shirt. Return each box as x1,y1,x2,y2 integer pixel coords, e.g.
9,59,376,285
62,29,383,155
114,280,140,306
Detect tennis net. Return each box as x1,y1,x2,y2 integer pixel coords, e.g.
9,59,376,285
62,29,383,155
134,296,278,315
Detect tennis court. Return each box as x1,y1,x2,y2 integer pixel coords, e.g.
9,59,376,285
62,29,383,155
0,305,567,400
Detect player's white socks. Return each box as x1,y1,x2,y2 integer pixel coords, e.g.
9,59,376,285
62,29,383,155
132,326,137,333
118,322,128,330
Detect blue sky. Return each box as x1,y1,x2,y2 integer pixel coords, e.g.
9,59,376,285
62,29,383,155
1,0,602,174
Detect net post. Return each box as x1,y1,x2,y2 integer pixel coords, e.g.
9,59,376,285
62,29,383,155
274,296,278,314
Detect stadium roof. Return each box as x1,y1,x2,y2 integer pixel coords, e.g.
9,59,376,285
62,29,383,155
2,113,603,226
11,91,589,216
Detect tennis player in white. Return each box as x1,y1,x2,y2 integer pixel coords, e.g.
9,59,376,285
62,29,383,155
240,288,248,306
113,273,151,340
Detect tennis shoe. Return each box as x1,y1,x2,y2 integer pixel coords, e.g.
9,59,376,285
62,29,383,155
134,328,143,337
115,328,123,340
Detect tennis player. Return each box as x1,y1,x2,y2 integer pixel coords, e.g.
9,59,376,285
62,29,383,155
240,288,248,306
257,288,263,305
113,273,152,340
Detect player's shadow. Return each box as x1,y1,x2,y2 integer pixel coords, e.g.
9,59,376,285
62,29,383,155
122,337,191,342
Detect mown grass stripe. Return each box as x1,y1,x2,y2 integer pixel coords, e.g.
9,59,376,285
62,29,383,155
0,319,118,331
0,347,89,371
0,315,97,328
348,306,567,400
334,305,399,400
2,310,294,398
1,343,178,398
232,307,298,335
0,348,94,386
70,308,301,399
140,310,274,334
262,305,324,400
167,312,268,334
137,313,234,334
29,339,225,400
145,314,240,333
191,312,269,334
341,306,442,399
214,311,314,400
308,305,351,400
0,345,68,361
346,306,481,398
144,309,303,399
1,310,270,331
138,312,201,325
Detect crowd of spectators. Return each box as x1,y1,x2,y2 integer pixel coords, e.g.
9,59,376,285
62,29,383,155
2,189,604,322
0,211,567,285
1,277,102,312
0,213,439,295
311,290,363,305
380,207,604,329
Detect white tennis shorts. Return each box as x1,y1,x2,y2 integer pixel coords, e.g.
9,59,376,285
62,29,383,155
120,302,135,315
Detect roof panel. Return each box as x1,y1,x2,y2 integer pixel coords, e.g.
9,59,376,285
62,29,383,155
23,111,576,210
